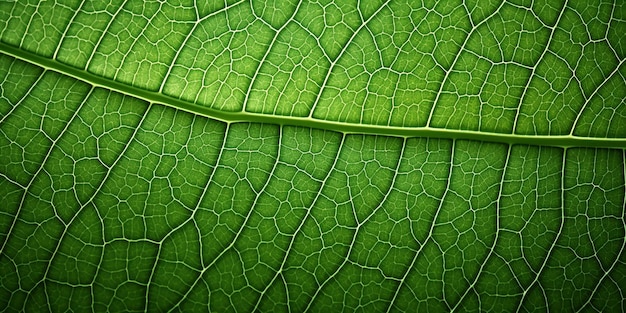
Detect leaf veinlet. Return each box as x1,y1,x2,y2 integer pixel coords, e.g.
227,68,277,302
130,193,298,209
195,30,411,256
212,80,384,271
0,1,625,312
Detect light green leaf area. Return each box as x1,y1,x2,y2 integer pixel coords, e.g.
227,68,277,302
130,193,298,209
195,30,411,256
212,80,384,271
0,0,625,312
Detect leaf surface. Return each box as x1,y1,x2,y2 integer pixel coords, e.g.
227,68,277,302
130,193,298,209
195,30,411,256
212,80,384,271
0,0,625,312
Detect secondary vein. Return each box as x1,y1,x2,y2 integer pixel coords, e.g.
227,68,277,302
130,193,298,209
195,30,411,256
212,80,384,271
1,42,624,149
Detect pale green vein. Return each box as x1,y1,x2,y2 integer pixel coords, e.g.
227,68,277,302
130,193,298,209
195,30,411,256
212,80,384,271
1,42,624,149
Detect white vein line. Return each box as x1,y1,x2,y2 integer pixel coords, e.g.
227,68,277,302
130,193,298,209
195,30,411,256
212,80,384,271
303,136,407,313
83,0,129,70
307,0,392,118
167,124,283,312
251,131,346,313
451,144,511,311
0,84,93,256
569,58,626,135
2,43,624,148
0,68,47,126
0,1,19,39
241,0,304,112
52,0,86,60
157,0,247,93
385,139,456,313
38,99,152,288
511,0,569,133
144,121,230,309
10,85,93,311
0,172,24,189
515,147,568,313
17,1,40,49
426,1,507,127
574,148,626,312
74,101,152,209
79,102,153,313
110,2,164,83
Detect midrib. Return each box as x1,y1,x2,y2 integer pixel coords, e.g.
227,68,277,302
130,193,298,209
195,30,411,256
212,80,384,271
2,42,625,149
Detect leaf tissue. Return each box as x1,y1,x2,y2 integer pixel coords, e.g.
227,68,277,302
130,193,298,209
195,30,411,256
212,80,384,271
0,0,625,312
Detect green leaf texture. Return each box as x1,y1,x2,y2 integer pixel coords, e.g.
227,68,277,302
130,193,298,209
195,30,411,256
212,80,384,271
0,0,625,312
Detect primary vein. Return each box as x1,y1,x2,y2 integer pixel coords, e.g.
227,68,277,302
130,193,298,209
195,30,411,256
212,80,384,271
1,42,624,149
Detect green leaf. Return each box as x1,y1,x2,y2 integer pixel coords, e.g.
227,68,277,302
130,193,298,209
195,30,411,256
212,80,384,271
0,0,625,312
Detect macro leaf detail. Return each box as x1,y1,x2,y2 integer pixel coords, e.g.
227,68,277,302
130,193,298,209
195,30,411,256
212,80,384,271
0,0,625,312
